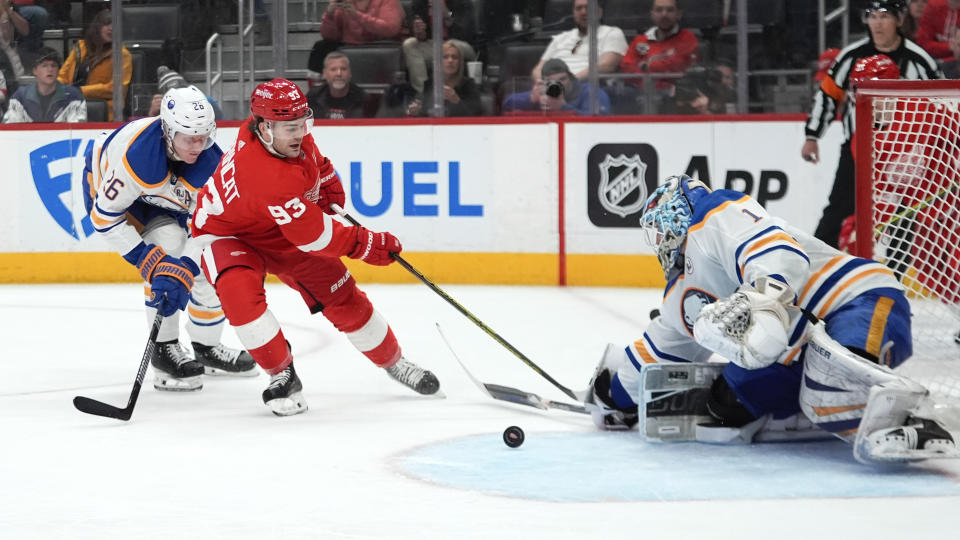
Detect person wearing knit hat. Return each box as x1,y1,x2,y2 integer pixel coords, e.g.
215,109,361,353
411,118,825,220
503,57,610,115
147,65,224,119
157,65,189,93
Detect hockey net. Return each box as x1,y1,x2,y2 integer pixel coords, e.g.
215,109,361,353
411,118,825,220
854,79,960,402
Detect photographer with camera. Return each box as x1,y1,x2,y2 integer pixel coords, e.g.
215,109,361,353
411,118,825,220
502,58,610,115
660,64,733,115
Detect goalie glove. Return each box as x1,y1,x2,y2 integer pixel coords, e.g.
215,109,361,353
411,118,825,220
693,277,797,370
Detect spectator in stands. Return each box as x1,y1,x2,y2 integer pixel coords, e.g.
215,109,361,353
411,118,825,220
145,66,224,121
530,0,627,83
311,0,404,76
0,0,26,84
660,65,729,115
915,0,960,61
801,0,941,248
376,70,419,117
504,58,610,115
2,46,85,123
412,40,481,117
308,51,369,119
402,0,476,93
57,8,131,121
5,0,48,66
901,0,927,39
620,0,698,91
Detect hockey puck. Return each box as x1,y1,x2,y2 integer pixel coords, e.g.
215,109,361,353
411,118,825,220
649,308,660,320
503,426,525,448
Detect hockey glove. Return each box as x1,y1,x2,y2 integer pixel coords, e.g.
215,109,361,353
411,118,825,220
693,277,796,370
315,160,346,214
137,245,199,317
348,226,402,266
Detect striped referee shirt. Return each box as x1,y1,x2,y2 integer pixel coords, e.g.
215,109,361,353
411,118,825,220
804,35,943,142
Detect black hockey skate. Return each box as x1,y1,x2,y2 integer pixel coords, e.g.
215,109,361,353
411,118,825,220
192,342,258,377
386,358,440,395
262,362,307,416
867,416,958,458
152,341,204,391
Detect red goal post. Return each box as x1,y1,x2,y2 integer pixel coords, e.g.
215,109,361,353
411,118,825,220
854,79,960,401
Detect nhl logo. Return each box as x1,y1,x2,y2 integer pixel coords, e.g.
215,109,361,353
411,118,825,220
586,143,658,228
597,154,647,218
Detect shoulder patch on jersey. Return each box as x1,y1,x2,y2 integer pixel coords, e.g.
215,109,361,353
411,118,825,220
123,119,169,187
681,288,717,336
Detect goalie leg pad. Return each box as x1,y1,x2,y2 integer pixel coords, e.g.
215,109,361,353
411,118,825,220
800,321,920,442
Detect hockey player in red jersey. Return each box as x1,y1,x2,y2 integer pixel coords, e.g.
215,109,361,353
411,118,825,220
843,54,960,305
191,78,440,416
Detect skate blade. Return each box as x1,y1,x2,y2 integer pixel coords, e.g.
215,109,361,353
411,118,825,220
267,392,308,416
203,366,260,377
153,374,203,392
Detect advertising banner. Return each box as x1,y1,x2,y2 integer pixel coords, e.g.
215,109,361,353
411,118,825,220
0,118,842,285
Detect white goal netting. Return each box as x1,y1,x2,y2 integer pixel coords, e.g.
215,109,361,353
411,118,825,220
856,80,960,402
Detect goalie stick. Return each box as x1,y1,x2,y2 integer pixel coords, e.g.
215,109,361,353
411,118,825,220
73,309,163,421
330,203,584,401
436,324,589,415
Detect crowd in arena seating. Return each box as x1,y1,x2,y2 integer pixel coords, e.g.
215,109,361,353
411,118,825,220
1,0,959,122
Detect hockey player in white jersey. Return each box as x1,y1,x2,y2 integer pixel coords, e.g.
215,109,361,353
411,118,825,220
587,174,958,464
82,85,256,390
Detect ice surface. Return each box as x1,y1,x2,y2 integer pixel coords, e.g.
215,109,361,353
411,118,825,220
2,283,959,540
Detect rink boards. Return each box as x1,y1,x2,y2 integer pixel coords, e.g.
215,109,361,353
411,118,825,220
0,116,844,285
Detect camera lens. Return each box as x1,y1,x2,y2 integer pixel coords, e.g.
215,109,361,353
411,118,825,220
545,80,564,98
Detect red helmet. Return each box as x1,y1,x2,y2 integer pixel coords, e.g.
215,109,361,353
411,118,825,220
250,78,310,121
850,54,901,87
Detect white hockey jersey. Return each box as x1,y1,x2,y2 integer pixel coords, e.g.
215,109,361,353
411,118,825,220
626,189,904,373
83,116,223,260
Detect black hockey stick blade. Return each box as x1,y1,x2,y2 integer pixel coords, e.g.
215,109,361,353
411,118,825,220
73,309,163,421
437,324,590,415
72,395,134,421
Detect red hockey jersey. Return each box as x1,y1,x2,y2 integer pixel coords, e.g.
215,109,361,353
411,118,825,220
872,99,960,303
192,123,356,261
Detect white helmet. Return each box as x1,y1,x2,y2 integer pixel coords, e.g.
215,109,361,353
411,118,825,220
160,85,216,155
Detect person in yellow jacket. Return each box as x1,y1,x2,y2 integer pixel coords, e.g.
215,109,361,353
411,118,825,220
58,8,131,121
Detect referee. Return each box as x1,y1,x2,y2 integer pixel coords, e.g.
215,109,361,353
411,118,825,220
801,0,942,248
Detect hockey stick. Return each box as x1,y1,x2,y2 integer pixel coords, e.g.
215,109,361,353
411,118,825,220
73,308,164,421
875,179,960,238
436,324,589,415
330,203,585,401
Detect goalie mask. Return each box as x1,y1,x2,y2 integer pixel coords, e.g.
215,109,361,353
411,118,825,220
160,85,217,159
640,175,711,277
